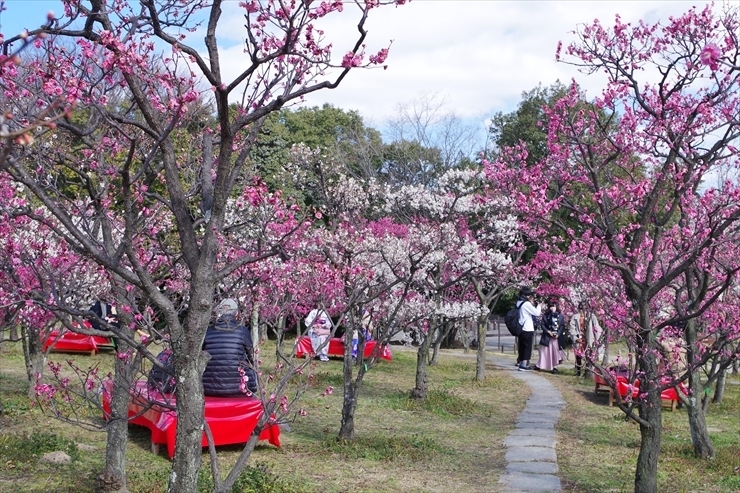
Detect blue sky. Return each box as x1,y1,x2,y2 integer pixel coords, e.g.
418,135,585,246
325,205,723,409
0,1,709,134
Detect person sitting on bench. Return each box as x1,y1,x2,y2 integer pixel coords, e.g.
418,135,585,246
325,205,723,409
202,298,259,396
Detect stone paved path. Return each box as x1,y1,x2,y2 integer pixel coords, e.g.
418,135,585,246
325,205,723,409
491,356,565,493
390,346,567,491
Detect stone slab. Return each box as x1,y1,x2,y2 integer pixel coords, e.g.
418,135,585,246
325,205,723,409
504,435,556,448
509,428,556,438
516,419,555,430
517,414,556,423
505,446,557,462
506,461,560,475
499,471,562,491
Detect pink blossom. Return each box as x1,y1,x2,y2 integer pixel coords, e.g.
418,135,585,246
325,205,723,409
369,48,388,64
341,51,363,68
699,43,721,70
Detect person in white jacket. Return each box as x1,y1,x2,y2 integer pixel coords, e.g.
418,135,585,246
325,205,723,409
517,287,544,371
305,308,332,362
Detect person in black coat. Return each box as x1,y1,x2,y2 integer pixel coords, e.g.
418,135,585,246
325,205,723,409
86,300,121,349
88,301,120,331
202,299,259,396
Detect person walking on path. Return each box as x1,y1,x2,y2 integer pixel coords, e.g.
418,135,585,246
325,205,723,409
536,300,565,374
517,287,544,372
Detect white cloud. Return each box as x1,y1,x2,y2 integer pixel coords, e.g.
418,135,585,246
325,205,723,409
2,0,709,126
215,0,705,123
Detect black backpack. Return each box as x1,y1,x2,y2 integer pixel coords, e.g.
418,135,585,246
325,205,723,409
504,301,524,338
147,348,176,394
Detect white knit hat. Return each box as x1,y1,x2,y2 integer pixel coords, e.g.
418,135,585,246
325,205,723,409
216,298,238,315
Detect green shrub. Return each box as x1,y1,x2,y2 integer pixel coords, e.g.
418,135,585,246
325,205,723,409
384,389,486,417
0,430,80,463
195,462,311,493
321,434,446,462
0,393,32,418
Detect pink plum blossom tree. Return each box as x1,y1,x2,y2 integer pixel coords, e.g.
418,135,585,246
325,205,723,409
0,0,407,491
529,6,740,492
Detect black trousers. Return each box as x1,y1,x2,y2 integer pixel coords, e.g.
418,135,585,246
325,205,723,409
517,331,534,364
574,355,584,375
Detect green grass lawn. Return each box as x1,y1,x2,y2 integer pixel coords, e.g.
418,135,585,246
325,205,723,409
0,342,738,493
0,343,528,493
551,367,740,493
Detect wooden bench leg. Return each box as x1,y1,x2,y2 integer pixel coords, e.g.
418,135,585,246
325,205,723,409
609,389,614,406
151,442,160,455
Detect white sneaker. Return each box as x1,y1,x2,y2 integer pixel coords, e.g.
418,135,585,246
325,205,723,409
319,355,329,362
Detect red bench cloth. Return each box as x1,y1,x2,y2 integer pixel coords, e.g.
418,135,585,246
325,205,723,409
42,324,113,355
594,373,686,409
102,380,280,458
294,336,392,361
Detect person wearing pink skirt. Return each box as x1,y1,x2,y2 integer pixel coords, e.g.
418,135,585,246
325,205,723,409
537,300,565,373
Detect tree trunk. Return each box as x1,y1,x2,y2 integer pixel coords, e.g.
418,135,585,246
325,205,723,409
338,324,368,440
686,379,714,459
339,331,357,439
215,433,262,493
99,341,137,493
601,326,609,366
682,319,714,459
338,379,358,440
475,315,487,381
22,326,46,401
634,347,661,493
712,367,726,404
430,325,441,366
274,315,285,354
251,302,260,349
412,329,432,399
168,321,209,493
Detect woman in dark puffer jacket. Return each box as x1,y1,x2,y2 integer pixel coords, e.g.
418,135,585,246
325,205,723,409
202,299,259,396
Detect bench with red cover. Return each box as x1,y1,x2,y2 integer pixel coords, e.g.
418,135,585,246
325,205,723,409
102,380,280,458
294,336,392,361
594,372,685,411
42,322,113,355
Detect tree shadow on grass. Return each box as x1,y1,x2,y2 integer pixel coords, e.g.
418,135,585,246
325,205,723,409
572,383,612,407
